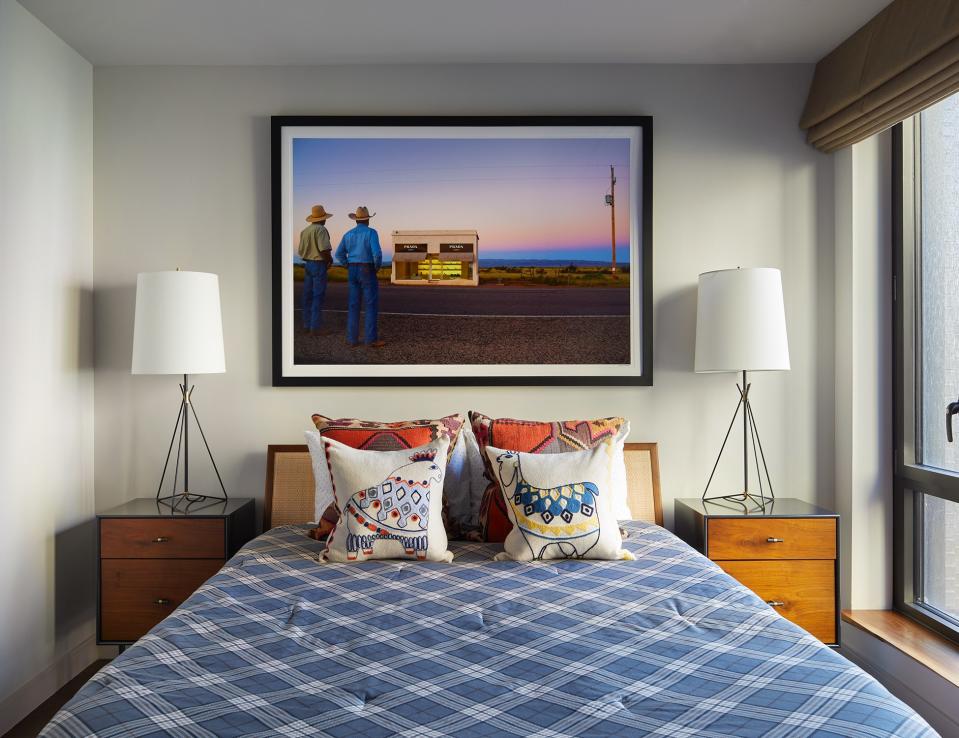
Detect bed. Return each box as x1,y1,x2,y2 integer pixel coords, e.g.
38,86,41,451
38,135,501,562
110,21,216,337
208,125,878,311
43,444,936,737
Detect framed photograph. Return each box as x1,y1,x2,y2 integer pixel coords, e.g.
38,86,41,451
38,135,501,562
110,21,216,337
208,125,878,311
272,116,652,386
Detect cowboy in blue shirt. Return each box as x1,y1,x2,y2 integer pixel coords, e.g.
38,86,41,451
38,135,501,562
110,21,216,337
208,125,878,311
334,206,385,347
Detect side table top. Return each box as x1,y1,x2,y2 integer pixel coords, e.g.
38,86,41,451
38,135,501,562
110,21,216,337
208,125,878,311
98,497,254,518
675,497,837,518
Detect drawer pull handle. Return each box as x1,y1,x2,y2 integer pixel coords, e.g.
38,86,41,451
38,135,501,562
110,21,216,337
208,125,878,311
153,537,169,543
766,600,785,607
154,598,171,606
766,537,784,543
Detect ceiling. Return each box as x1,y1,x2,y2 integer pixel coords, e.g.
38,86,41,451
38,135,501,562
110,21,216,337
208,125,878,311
19,0,888,66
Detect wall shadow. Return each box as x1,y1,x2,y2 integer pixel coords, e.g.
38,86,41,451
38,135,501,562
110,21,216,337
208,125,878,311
238,449,268,535
63,284,94,373
55,519,97,643
654,284,697,372
251,116,273,389
93,284,136,372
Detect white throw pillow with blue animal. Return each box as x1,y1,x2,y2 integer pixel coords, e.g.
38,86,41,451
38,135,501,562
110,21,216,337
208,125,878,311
322,436,454,563
486,443,635,562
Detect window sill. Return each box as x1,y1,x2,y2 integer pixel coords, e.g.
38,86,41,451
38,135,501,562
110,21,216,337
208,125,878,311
842,610,959,688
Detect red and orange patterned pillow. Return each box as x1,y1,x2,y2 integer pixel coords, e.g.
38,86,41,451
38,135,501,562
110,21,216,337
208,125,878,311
308,413,465,537
311,413,464,457
469,412,628,542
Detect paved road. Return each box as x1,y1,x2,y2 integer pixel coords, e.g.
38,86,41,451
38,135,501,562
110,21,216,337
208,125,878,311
293,314,630,365
294,281,629,317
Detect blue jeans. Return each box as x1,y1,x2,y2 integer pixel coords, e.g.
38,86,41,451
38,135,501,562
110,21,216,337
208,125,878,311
346,264,379,344
302,260,328,330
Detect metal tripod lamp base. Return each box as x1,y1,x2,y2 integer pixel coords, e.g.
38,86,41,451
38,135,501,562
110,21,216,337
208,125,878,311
702,370,775,513
156,374,228,513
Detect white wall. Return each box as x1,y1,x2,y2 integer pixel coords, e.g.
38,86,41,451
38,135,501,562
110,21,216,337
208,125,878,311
0,0,94,731
834,133,892,610
91,64,835,526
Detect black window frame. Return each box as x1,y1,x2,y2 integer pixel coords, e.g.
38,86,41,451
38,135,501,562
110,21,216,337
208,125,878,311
893,118,959,645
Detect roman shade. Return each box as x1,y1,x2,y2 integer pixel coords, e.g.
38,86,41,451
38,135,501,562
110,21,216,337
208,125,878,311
801,0,959,152
437,252,475,261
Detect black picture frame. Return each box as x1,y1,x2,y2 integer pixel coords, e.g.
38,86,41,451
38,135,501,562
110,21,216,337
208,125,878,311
271,115,653,386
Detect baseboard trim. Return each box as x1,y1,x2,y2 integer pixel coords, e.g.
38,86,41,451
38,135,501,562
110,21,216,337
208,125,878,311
0,636,107,736
841,624,959,737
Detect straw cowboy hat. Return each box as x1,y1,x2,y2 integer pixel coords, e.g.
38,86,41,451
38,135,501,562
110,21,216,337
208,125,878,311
349,206,376,221
306,205,333,223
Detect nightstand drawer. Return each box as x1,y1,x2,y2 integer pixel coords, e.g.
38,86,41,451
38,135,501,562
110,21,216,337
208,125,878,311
707,517,836,560
718,559,836,643
100,518,225,559
100,558,224,641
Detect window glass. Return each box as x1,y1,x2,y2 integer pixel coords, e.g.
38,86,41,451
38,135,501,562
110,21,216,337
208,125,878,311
919,96,959,473
921,493,959,622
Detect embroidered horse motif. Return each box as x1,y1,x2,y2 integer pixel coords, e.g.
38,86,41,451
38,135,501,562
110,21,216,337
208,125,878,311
343,449,443,560
495,451,601,560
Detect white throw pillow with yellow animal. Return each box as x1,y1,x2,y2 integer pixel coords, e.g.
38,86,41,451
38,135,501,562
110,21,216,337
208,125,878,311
321,436,454,563
485,443,635,562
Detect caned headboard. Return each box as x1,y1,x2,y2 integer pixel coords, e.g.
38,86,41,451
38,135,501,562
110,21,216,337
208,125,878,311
264,442,663,530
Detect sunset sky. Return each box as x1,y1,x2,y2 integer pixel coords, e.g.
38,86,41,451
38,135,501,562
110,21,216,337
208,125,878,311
291,137,632,263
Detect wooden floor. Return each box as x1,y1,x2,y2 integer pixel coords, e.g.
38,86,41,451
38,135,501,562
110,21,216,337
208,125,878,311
4,660,109,738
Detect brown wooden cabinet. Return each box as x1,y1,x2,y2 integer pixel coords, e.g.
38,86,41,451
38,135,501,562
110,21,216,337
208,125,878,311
674,498,840,647
97,498,255,645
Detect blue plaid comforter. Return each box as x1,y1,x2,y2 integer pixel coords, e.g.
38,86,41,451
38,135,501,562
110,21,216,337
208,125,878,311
43,522,936,737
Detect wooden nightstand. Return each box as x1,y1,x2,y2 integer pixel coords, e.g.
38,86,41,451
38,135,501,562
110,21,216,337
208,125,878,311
97,498,255,645
674,498,840,646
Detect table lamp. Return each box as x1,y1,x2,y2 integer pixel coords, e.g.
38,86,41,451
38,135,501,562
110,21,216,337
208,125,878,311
695,267,789,509
132,270,228,510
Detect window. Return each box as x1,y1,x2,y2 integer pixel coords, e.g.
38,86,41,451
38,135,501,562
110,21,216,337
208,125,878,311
922,496,959,622
894,95,959,643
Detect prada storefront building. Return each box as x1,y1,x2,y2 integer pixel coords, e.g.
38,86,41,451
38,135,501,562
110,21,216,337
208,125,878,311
391,230,479,287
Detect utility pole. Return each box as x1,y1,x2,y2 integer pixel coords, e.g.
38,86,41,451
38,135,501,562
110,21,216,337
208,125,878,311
605,165,617,274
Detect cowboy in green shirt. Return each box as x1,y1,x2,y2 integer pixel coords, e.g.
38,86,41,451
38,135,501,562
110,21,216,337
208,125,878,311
298,205,334,335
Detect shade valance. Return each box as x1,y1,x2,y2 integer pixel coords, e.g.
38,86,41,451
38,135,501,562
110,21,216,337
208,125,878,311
392,252,427,262
801,0,959,152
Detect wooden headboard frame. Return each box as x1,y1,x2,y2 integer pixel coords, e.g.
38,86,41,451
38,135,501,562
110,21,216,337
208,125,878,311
264,442,662,530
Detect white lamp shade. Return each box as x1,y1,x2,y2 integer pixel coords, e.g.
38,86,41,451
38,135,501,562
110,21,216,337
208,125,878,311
695,267,789,373
132,271,225,375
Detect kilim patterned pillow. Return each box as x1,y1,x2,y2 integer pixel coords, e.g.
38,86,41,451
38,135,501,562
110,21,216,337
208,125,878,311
469,412,628,542
308,414,465,537
322,437,454,563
